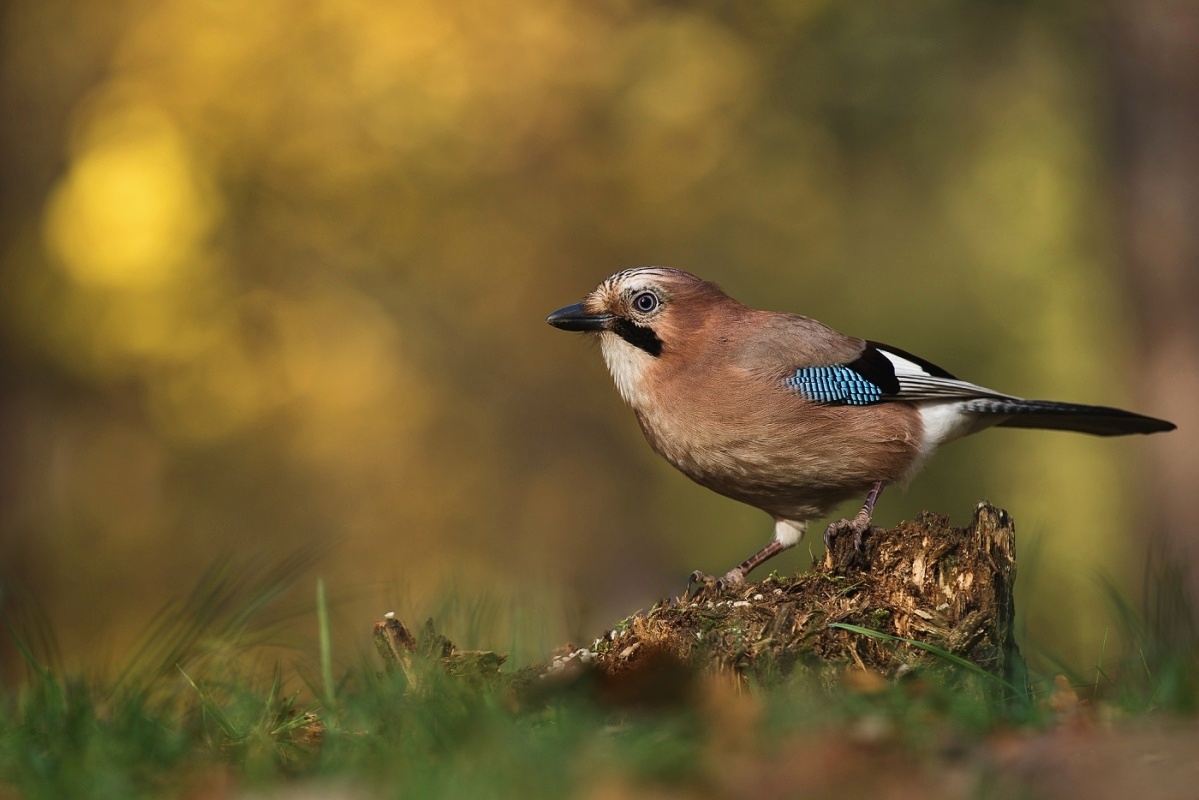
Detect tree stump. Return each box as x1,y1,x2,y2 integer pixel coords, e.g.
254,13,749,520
375,502,1026,695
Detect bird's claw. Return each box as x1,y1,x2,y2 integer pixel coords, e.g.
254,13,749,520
823,517,874,554
822,519,844,550
686,567,745,599
852,524,867,554
687,570,717,598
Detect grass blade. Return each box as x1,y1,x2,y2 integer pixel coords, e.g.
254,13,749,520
317,577,335,715
828,621,1023,694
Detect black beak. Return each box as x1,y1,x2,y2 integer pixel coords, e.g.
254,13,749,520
546,303,612,332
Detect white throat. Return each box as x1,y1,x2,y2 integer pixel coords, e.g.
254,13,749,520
599,332,655,409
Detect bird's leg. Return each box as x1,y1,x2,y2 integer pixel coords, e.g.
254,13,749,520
722,540,786,586
823,480,887,553
687,540,786,595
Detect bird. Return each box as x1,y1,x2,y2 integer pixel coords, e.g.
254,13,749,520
546,267,1176,587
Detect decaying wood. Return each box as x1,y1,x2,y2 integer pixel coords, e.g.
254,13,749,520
375,502,1025,692
373,614,507,689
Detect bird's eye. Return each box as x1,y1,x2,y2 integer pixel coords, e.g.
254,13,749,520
633,292,659,313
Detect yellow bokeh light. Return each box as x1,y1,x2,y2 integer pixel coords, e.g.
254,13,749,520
148,336,271,442
44,102,218,290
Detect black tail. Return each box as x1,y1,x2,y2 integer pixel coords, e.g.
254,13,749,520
962,398,1176,437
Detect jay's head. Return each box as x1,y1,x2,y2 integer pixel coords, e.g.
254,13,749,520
546,267,732,359
547,267,739,407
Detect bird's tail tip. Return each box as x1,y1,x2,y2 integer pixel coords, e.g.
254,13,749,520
966,398,1175,437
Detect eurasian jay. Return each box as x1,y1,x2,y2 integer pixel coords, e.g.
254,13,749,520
546,267,1175,586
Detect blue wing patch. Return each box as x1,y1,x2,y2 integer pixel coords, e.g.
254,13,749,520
786,365,884,406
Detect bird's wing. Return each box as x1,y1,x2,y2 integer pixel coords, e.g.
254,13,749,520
785,341,1016,406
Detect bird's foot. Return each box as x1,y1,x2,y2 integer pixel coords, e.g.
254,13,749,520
824,481,887,563
822,516,876,555
686,570,716,598
686,567,745,599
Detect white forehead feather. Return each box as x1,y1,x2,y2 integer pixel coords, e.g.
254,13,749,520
599,266,686,295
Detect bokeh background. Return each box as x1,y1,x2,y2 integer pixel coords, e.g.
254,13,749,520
2,0,1196,684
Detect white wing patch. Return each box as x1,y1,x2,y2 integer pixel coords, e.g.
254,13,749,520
876,348,1016,402
874,346,1018,463
876,349,928,376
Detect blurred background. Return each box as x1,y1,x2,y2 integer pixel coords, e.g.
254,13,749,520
1,0,1195,684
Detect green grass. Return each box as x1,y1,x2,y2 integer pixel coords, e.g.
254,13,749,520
2,560,1197,799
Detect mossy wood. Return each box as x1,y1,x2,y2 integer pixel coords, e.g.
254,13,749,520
375,502,1025,691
